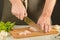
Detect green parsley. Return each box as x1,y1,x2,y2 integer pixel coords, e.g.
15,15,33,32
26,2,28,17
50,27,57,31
0,21,15,32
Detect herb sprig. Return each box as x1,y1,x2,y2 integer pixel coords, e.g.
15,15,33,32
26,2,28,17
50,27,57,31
0,21,15,32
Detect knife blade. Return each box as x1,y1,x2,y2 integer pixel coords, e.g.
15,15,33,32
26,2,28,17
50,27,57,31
23,0,43,32
24,17,43,32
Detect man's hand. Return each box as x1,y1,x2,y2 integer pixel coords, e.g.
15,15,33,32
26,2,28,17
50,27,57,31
37,16,52,32
36,0,56,32
9,0,27,20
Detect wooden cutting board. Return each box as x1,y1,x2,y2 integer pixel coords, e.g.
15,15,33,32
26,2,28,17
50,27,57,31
10,27,58,38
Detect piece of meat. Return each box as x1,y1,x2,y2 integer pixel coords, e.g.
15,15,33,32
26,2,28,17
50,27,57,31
19,30,31,36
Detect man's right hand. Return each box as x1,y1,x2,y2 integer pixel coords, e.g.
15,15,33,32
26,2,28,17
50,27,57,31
9,0,27,20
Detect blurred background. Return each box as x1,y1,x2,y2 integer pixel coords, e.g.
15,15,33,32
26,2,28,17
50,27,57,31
51,0,60,25
0,0,4,20
0,0,60,25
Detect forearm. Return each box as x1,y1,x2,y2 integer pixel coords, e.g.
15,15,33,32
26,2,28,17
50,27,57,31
40,0,56,18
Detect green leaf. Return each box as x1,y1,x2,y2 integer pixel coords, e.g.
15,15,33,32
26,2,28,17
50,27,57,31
0,21,15,32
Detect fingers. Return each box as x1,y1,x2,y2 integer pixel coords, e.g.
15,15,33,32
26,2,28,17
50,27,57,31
43,24,51,32
44,24,48,32
24,12,27,17
38,24,44,31
19,13,25,20
41,24,44,31
37,21,44,31
48,25,51,32
13,12,27,20
11,7,27,20
37,22,51,32
19,12,27,20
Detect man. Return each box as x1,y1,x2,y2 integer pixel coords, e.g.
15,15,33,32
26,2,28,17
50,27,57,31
2,0,56,32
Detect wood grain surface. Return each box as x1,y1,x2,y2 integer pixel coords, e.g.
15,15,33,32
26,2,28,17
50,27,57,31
10,27,58,38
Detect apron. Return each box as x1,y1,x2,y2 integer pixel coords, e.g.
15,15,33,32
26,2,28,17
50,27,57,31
1,0,45,25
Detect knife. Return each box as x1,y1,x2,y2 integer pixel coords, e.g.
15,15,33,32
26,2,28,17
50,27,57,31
24,17,43,32
23,0,43,32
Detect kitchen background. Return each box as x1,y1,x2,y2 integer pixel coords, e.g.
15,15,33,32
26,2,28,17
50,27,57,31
0,0,60,25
